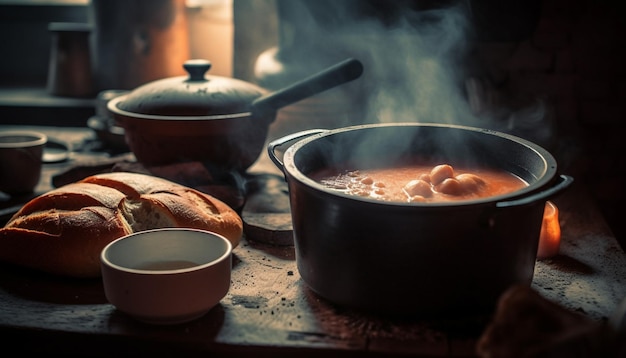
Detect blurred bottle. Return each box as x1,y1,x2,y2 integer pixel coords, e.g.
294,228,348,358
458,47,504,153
46,22,94,98
89,0,190,91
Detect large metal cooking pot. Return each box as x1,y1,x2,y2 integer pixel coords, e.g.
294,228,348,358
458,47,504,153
268,123,574,316
108,58,363,171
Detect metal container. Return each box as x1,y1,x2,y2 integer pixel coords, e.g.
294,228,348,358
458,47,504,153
269,123,573,316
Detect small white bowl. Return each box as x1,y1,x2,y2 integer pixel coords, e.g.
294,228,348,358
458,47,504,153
100,228,232,325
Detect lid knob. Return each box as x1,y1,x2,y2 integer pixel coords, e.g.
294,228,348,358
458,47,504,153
183,59,212,81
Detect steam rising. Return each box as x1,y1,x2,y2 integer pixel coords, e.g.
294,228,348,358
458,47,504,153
308,2,479,126
278,1,558,168
286,1,552,146
297,2,488,164
367,7,474,126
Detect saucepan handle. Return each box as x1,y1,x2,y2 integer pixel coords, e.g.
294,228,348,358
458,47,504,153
267,129,328,173
251,58,363,117
496,174,574,208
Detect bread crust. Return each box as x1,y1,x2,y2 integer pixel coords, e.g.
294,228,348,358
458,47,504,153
0,172,243,278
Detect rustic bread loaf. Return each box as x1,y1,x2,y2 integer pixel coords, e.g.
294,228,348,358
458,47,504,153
0,172,243,278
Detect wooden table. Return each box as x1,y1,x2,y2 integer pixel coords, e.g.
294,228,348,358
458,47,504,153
1,125,625,357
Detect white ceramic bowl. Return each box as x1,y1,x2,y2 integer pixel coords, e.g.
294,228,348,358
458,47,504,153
100,228,232,324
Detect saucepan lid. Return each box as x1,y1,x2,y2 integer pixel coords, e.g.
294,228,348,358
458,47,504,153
115,59,267,117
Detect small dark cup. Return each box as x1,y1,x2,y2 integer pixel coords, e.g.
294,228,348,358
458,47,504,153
0,131,47,194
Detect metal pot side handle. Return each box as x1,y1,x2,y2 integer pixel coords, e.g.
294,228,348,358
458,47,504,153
267,129,328,172
496,174,574,208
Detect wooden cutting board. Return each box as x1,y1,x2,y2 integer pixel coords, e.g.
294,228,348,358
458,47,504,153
241,173,294,246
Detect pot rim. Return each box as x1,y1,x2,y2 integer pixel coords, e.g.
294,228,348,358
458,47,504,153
281,122,558,208
107,95,255,121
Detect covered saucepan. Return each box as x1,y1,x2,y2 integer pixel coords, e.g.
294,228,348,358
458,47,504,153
268,123,574,316
108,58,363,171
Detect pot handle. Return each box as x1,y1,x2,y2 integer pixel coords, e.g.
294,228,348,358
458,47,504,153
267,129,328,172
495,174,574,208
252,58,363,117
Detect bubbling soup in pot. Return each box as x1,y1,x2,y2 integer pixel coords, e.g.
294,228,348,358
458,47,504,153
310,163,528,203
